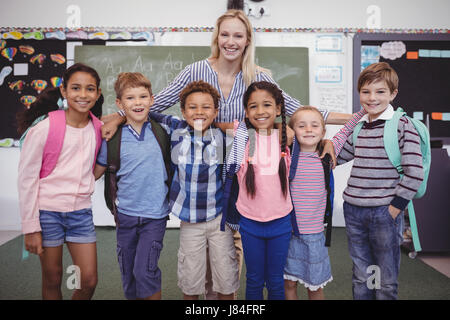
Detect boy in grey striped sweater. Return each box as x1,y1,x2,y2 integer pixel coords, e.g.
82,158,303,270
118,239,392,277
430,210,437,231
337,62,424,300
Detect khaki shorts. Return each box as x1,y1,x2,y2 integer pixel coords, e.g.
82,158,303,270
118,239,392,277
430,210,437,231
177,214,239,295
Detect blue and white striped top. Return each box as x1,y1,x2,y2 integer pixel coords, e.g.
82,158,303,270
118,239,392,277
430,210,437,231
152,59,329,122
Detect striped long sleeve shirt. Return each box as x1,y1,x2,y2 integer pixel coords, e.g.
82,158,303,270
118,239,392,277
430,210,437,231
337,105,424,210
151,59,329,122
290,109,365,234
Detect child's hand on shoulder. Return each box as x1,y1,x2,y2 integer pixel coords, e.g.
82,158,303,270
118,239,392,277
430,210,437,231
319,139,336,169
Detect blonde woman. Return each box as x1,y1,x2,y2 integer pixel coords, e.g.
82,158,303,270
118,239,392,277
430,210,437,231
102,9,351,131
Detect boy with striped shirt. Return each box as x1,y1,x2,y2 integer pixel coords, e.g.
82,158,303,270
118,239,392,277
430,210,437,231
337,62,424,300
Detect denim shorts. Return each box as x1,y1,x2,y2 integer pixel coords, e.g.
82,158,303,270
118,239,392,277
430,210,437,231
39,208,96,247
283,232,333,291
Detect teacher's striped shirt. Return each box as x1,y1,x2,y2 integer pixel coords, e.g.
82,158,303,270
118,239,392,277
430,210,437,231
152,59,329,122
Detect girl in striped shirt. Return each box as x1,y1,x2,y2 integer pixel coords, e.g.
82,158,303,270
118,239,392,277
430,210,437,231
284,106,365,300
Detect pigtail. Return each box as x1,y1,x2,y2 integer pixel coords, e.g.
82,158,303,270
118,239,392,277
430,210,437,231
16,87,61,136
245,117,257,198
278,99,288,198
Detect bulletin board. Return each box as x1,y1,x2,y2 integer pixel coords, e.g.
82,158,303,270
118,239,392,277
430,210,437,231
353,33,450,141
0,39,67,139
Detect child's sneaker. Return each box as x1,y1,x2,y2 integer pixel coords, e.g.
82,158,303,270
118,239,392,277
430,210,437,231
0,138,14,147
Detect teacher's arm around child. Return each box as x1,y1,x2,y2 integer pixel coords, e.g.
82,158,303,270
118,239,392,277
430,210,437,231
17,63,103,299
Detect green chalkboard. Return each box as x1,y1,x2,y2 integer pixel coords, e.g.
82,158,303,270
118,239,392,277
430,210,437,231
75,45,308,117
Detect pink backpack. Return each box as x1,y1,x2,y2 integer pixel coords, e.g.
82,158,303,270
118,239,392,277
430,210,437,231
40,110,102,178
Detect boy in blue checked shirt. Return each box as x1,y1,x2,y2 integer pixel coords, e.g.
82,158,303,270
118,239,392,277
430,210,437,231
149,81,239,300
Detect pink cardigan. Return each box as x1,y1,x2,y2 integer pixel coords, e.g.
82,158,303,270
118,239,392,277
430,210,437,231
18,117,98,234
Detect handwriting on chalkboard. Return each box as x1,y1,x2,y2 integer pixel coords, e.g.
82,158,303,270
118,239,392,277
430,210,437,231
75,46,308,117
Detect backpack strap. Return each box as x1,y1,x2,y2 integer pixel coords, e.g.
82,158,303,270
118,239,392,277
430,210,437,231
89,111,103,170
321,153,334,247
104,125,122,226
40,110,103,179
220,163,241,232
149,119,173,190
383,108,406,174
289,136,300,182
352,121,364,151
383,107,425,252
40,110,66,179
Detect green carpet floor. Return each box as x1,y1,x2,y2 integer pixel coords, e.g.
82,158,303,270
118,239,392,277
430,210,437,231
0,227,449,300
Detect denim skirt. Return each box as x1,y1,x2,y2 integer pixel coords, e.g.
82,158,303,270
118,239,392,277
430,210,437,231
283,232,333,291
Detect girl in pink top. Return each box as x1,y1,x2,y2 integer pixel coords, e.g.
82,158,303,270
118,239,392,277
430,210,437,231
283,106,365,300
17,63,103,300
229,81,293,300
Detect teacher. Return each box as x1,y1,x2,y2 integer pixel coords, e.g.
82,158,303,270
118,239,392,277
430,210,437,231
102,9,351,133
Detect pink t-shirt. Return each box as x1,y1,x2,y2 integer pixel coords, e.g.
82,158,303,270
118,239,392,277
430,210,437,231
236,130,292,222
18,117,97,234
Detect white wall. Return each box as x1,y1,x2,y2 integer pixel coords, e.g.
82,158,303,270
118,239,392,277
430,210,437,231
1,0,449,29
0,148,21,230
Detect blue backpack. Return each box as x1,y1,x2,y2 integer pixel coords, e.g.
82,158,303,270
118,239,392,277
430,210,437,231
352,107,431,252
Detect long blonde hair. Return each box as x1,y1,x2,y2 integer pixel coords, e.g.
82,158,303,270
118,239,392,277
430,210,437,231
210,9,270,87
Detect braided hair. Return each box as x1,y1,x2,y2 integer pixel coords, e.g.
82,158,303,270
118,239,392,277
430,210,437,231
242,81,288,199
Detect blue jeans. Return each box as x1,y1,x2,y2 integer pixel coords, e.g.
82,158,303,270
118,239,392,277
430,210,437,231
116,212,167,299
239,214,292,300
343,202,404,300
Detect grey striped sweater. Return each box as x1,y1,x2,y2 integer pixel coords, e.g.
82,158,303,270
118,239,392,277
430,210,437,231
337,116,424,210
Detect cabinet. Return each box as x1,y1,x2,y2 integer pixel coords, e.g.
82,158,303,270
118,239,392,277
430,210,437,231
402,147,450,257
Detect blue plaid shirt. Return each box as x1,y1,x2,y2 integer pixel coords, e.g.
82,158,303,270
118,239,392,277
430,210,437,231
149,112,225,223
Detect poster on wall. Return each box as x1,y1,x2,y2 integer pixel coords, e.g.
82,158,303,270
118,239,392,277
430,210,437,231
0,39,67,140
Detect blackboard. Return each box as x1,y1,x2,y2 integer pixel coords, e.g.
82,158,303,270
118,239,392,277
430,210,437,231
75,45,309,117
353,33,450,140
